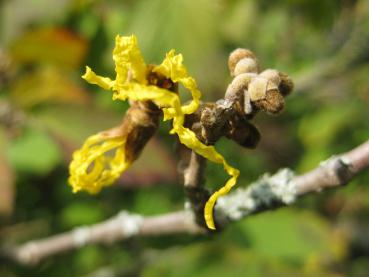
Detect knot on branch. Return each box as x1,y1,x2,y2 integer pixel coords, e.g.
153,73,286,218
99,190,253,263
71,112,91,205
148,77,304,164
319,156,353,188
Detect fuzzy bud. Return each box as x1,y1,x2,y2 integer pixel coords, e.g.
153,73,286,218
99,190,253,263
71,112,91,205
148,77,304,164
260,69,281,86
225,73,257,99
253,89,285,115
248,77,268,101
234,58,258,76
228,48,258,77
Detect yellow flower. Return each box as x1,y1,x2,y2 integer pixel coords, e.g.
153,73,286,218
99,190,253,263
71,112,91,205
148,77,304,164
69,35,239,229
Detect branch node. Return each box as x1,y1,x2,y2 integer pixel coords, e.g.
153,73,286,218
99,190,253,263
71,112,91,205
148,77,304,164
115,211,143,237
72,226,91,248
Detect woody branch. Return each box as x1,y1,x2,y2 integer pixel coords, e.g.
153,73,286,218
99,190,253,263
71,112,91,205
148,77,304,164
4,138,369,266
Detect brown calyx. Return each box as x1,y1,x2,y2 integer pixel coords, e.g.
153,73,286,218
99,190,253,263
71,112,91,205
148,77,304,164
253,89,285,115
278,72,294,96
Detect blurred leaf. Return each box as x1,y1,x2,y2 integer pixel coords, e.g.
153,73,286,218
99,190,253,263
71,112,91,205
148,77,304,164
235,209,347,264
10,67,90,108
35,105,122,143
142,242,335,277
128,0,225,94
1,0,70,44
60,202,105,228
298,103,357,170
0,219,49,245
299,104,356,147
119,137,177,188
10,28,87,69
350,257,369,277
74,246,104,274
129,0,219,63
77,12,100,39
222,0,258,45
6,128,62,175
133,185,174,215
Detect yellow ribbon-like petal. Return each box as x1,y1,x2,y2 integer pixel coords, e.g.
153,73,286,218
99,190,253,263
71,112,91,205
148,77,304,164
82,66,114,90
70,34,240,229
113,35,147,86
154,50,201,116
69,133,130,194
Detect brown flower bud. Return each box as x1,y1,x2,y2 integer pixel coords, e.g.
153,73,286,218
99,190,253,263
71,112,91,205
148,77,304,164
253,89,285,114
278,72,294,96
225,73,257,100
248,77,268,101
260,69,281,86
228,48,258,77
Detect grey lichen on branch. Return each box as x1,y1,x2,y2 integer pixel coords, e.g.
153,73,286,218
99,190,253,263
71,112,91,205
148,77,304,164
215,168,296,225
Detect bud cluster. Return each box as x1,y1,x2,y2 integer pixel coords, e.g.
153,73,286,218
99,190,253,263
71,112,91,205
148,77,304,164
227,48,293,115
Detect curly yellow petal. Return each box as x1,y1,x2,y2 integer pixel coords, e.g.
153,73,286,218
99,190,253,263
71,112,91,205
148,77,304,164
154,50,188,81
113,83,183,119
68,133,130,194
154,50,201,115
113,35,147,86
82,66,114,90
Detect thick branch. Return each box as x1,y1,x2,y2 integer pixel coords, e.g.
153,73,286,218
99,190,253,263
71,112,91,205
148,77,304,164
4,139,369,266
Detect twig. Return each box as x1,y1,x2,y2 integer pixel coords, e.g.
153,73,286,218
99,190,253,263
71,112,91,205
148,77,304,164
4,139,369,266
3,211,203,265
183,151,206,189
294,139,369,195
182,150,209,228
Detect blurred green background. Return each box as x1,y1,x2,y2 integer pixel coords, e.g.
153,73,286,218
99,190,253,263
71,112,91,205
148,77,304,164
1,0,369,276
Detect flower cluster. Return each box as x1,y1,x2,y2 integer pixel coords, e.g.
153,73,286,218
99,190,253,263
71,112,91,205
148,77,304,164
69,35,239,229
